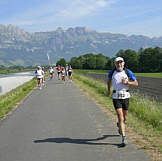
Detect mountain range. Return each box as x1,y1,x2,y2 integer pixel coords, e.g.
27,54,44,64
0,24,162,66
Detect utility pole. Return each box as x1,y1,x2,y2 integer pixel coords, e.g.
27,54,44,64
47,51,51,66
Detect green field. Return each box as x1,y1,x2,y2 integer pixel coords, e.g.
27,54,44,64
135,73,162,78
74,69,162,78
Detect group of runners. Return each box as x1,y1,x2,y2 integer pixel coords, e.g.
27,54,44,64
35,57,138,147
35,64,73,89
56,64,73,82
48,64,72,81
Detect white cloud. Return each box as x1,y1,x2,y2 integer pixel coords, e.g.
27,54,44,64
3,0,117,27
97,0,115,7
96,1,107,7
53,0,116,20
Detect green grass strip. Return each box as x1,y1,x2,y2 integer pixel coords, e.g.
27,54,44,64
0,78,37,119
73,72,162,152
0,69,34,75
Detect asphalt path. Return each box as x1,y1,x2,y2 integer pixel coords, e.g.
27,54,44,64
0,72,34,96
0,77,150,161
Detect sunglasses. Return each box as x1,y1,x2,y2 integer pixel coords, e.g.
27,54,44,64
115,61,123,64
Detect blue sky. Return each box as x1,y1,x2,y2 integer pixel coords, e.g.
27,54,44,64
1,0,162,37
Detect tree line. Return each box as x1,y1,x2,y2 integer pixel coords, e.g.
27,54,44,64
56,47,162,73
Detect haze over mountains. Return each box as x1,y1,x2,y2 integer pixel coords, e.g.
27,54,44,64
0,24,162,66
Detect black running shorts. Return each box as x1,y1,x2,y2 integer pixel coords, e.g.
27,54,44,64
37,78,42,81
113,98,129,110
68,72,72,76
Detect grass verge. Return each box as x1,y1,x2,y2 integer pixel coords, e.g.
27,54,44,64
0,78,37,120
73,72,162,160
0,69,34,75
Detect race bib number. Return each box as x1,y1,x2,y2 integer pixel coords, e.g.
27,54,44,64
113,90,130,99
117,91,125,99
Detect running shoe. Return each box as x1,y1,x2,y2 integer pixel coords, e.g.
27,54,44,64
122,136,128,146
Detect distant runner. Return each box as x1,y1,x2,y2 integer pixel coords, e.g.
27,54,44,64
65,64,69,81
107,57,138,146
49,67,54,80
35,66,44,90
68,65,72,82
42,67,46,84
61,67,66,81
57,65,62,80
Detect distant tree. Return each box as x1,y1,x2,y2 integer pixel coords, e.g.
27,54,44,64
138,47,162,72
56,58,66,67
86,54,96,69
96,54,106,70
116,49,125,56
80,53,94,69
69,57,82,69
0,65,6,70
8,65,24,71
104,57,112,70
69,53,112,70
154,47,162,72
138,48,153,72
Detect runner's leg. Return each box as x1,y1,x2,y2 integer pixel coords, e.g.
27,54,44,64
123,110,128,123
116,108,125,136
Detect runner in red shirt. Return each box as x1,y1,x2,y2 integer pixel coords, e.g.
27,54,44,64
57,65,62,80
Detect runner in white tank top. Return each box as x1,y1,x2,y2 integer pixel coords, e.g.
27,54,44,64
107,57,138,146
35,66,44,90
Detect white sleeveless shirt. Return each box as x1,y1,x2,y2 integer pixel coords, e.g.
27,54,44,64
36,69,43,78
112,70,130,99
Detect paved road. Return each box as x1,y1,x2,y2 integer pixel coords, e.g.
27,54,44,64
0,78,150,161
0,72,34,96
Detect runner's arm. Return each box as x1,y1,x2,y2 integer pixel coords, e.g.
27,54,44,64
107,71,112,96
127,79,138,86
107,79,112,96
126,69,138,86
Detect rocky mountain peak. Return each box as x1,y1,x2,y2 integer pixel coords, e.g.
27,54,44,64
0,24,162,66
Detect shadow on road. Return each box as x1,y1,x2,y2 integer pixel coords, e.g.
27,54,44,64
34,135,122,147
